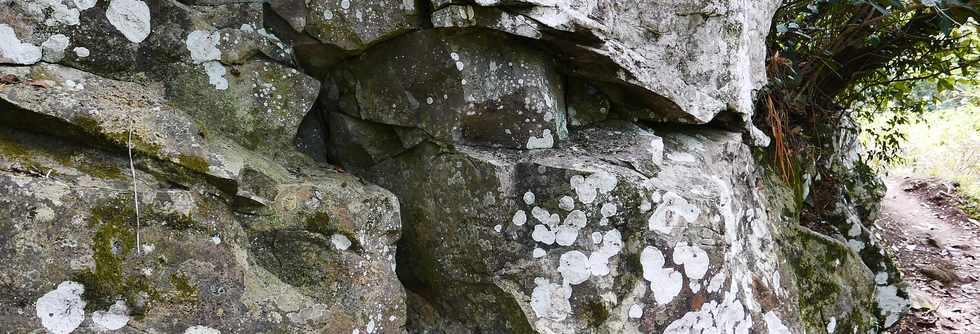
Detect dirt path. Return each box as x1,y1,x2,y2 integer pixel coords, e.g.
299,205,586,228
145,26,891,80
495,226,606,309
877,175,980,333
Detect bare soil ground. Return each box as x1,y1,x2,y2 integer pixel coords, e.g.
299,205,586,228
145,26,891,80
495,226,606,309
878,176,980,334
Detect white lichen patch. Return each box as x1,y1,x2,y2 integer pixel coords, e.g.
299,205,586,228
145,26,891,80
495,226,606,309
826,316,837,333
628,303,644,319
92,300,131,330
523,191,536,205
185,30,222,64
558,251,591,285
763,311,791,334
41,34,70,62
106,0,152,43
73,47,90,58
0,24,42,64
587,229,623,276
532,247,547,258
672,242,710,280
648,192,700,234
707,272,726,293
185,325,221,334
558,196,575,211
569,171,617,205
75,0,98,11
512,210,527,226
664,298,751,334
531,278,572,321
554,225,579,246
331,234,352,250
640,246,683,305
875,284,909,327
600,203,617,217
35,281,86,334
203,61,229,90
526,129,554,149
532,224,556,245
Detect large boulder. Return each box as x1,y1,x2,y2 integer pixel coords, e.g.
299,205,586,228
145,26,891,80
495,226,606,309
428,0,780,145
0,0,317,162
324,29,566,150
324,117,885,333
0,53,404,334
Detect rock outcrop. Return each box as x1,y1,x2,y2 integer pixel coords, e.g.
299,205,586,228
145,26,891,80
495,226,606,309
1,0,907,333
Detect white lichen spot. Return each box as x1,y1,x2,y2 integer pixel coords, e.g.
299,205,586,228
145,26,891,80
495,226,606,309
588,229,623,276
846,239,865,253
531,278,571,321
570,171,617,204
526,129,554,149
628,304,644,319
523,191,536,205
672,242,710,280
331,234,352,250
532,247,546,258
707,272,726,292
366,319,376,333
92,300,131,330
827,317,837,333
340,0,351,10
647,192,700,234
0,24,42,64
106,0,151,43
73,47,90,58
764,311,791,334
875,272,889,285
186,30,222,64
531,207,551,224
639,199,652,213
876,285,910,327
554,225,579,246
210,234,222,245
558,196,575,211
41,34,70,62
493,224,503,233
35,281,86,334
512,210,527,226
532,224,556,245
203,61,228,90
665,299,751,333
563,210,587,228
558,251,590,285
640,246,683,305
591,232,602,244
184,325,221,334
75,0,98,10
600,203,617,217
648,137,664,164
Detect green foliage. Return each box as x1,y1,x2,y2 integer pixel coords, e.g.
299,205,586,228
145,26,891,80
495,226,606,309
767,0,979,166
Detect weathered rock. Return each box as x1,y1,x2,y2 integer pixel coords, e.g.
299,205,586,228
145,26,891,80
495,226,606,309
270,0,424,51
429,0,780,145
0,1,909,333
326,29,567,149
329,120,883,333
0,61,404,334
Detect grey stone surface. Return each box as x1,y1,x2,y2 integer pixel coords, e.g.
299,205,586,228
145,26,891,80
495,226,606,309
0,1,907,333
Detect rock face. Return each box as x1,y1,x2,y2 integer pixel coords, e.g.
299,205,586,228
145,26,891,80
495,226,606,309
1,1,907,334
0,2,403,334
